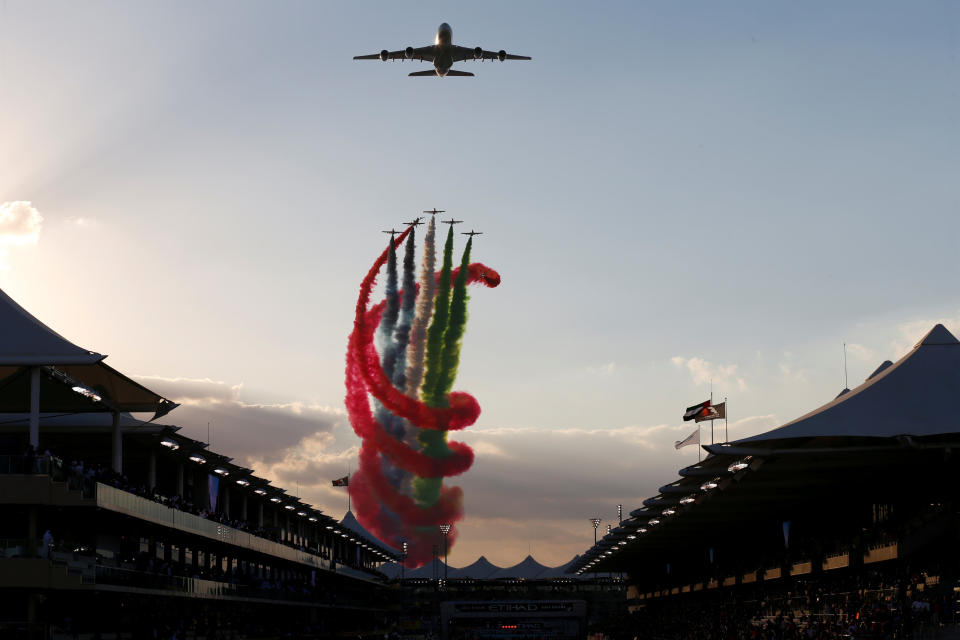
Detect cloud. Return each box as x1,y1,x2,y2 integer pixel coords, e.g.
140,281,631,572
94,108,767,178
0,201,43,245
133,375,345,465
724,414,779,440
0,201,44,269
778,362,808,384
845,343,876,364
130,376,777,568
890,313,960,356
586,362,617,376
246,431,359,504
778,351,809,384
65,216,98,228
468,440,508,458
671,355,747,391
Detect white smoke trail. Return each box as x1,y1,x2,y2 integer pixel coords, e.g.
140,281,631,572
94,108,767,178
404,216,436,398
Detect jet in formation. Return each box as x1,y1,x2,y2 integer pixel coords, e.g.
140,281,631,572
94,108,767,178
354,23,531,77
442,218,463,226
423,209,445,216
462,230,483,238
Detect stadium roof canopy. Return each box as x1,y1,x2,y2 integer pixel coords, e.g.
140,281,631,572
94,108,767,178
570,324,960,575
339,510,402,558
380,554,585,580
0,287,176,417
736,323,959,443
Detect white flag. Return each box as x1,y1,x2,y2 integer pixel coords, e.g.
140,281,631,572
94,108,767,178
674,428,699,450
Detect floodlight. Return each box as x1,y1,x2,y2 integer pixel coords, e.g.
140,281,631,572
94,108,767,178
71,386,102,402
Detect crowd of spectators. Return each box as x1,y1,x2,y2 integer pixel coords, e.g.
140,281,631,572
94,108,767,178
593,571,955,639
4,443,389,582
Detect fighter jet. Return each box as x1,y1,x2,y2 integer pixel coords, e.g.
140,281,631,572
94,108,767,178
354,23,531,77
442,218,463,226
404,217,424,227
382,228,400,238
423,208,445,216
461,230,483,238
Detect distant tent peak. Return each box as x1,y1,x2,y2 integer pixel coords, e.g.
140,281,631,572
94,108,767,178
917,323,959,347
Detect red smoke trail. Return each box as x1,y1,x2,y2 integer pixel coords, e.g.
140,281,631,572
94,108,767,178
345,231,499,566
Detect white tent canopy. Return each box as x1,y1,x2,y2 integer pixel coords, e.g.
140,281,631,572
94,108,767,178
738,324,960,443
0,288,102,365
379,554,583,580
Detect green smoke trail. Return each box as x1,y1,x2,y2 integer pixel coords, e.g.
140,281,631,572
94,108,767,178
420,226,455,408
435,236,472,399
415,233,475,507
415,226,456,506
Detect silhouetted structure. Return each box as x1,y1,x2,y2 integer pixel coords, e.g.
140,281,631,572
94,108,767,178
573,325,960,638
0,287,397,638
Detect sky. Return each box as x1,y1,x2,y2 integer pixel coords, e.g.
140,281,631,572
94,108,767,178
0,1,957,567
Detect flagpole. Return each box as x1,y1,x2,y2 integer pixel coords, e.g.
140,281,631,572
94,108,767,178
347,463,351,514
710,384,714,446
725,396,728,443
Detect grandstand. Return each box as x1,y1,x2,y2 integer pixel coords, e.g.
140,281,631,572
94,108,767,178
0,287,398,638
571,324,960,638
377,555,623,639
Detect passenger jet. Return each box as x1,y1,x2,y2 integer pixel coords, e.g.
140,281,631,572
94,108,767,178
354,23,531,77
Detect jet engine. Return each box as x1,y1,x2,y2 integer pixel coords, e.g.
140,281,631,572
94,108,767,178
380,49,389,61
474,47,483,60
405,46,415,59
497,50,506,62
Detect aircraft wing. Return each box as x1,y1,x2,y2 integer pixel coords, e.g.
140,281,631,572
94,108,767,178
354,46,435,62
450,46,531,62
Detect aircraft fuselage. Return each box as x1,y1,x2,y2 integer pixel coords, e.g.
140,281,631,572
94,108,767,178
432,23,454,76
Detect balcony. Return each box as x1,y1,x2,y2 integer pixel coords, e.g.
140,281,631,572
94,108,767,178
96,483,333,572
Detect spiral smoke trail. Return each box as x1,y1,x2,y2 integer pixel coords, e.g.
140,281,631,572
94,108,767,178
344,224,500,567
415,234,473,506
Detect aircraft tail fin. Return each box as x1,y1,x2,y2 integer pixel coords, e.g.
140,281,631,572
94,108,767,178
408,69,475,77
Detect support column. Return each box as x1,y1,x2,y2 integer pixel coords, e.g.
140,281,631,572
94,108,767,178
258,502,263,528
223,484,230,518
111,411,122,473
241,494,248,521
27,506,37,557
148,449,157,492
29,367,40,448
176,464,184,497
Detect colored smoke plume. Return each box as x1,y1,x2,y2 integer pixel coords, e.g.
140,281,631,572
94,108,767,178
405,217,437,398
344,224,499,567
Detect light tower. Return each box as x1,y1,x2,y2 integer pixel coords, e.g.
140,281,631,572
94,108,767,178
439,524,451,584
590,518,602,544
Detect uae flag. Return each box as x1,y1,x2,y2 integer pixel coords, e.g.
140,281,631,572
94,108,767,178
695,401,727,423
683,400,711,422
675,428,700,450
331,475,349,487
